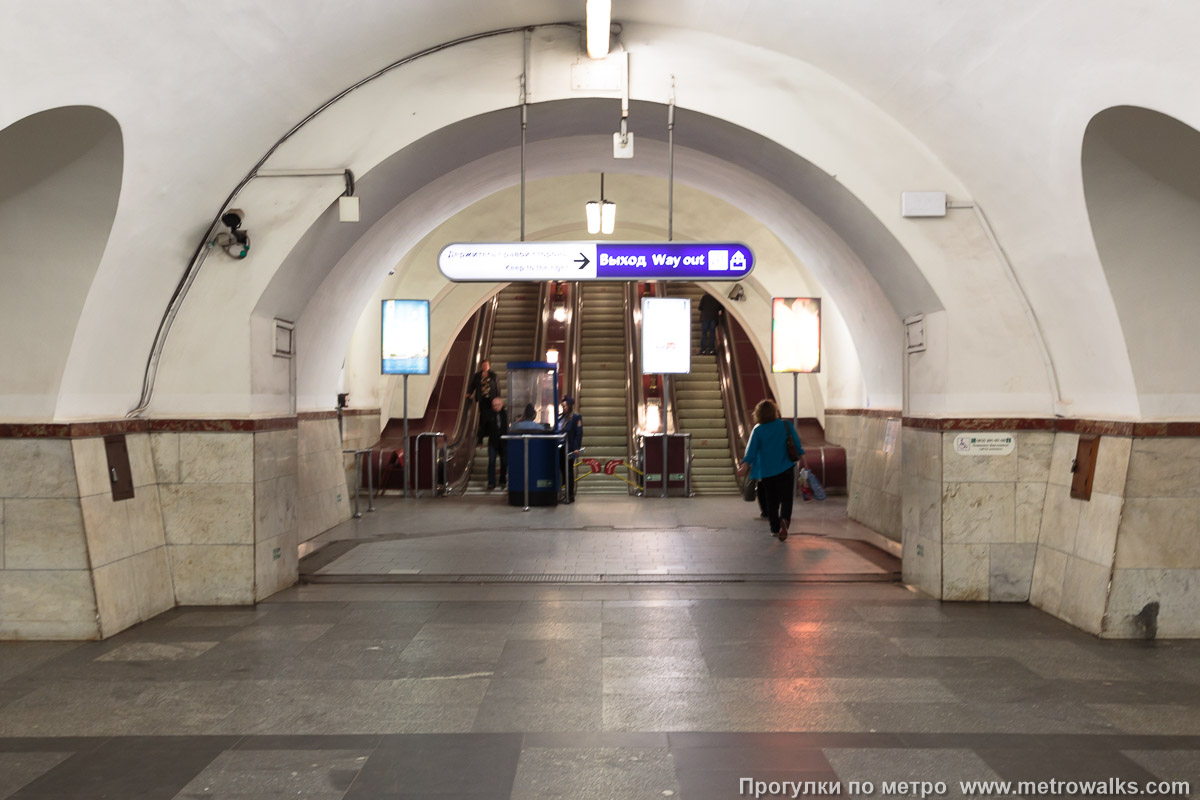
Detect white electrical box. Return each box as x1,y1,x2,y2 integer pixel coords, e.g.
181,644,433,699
338,193,360,219
901,191,946,218
613,131,634,158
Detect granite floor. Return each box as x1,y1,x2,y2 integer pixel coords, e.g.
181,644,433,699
1,497,1197,798
305,495,900,581
1,582,1198,798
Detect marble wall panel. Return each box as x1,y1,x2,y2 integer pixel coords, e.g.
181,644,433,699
942,543,989,601
3,498,89,570
130,547,175,621
295,418,352,545
1114,497,1200,570
845,417,901,542
1017,432,1054,483
990,543,1037,602
255,530,298,602
0,501,5,570
126,491,167,555
1015,482,1047,543
1039,483,1081,554
900,429,942,599
942,482,1015,545
169,544,255,605
1105,568,1200,638
150,433,181,484
1093,436,1132,498
1074,492,1124,567
1058,557,1111,635
254,475,298,543
1125,438,1200,498
0,440,79,498
0,570,99,639
70,438,110,497
78,493,132,568
92,558,141,638
1030,546,1068,616
942,432,1019,483
160,483,254,546
178,433,254,484
825,415,861,484
254,429,299,482
1047,432,1080,489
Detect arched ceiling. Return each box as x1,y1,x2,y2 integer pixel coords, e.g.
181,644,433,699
3,3,1199,421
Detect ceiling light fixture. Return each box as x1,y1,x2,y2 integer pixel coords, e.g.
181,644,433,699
586,0,611,59
585,173,616,235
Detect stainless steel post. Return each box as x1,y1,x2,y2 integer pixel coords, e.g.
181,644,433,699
661,376,669,498
366,449,376,512
793,372,799,497
685,433,692,497
343,449,363,518
523,436,530,512
403,374,409,500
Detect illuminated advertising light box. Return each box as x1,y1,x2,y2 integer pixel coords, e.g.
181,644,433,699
772,297,821,373
381,299,430,375
641,297,691,375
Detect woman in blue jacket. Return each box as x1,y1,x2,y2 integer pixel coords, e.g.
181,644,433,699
738,399,806,540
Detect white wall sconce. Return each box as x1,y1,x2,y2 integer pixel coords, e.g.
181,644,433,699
585,173,616,235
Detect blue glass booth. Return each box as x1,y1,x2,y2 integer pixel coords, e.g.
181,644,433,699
504,362,563,508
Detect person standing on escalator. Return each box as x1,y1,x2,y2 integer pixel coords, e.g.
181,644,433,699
466,359,499,445
699,293,723,355
482,396,508,491
556,396,583,503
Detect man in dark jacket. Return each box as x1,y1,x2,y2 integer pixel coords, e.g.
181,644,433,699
699,294,723,355
482,396,508,490
556,396,583,502
466,359,499,444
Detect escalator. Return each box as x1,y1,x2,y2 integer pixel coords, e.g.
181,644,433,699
575,283,630,495
467,285,540,493
667,283,740,495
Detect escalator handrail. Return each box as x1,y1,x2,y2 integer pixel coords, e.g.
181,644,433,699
444,293,499,494
717,312,754,484
622,283,641,492
568,282,582,407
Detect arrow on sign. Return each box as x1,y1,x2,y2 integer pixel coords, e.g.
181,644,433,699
574,253,591,269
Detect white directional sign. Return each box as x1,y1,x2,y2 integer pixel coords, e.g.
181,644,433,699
438,242,755,282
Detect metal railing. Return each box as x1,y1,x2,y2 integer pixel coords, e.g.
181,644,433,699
500,432,569,511
342,448,376,517
413,432,447,497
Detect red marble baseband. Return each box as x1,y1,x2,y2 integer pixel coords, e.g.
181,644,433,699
1131,421,1200,437
340,408,382,417
899,417,1200,437
825,408,902,418
149,417,298,433
298,410,339,421
0,418,300,438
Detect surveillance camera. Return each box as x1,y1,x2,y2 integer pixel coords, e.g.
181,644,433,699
221,209,245,230
213,209,250,258
728,284,745,302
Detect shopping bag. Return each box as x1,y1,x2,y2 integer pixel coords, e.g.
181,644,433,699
742,478,758,502
803,468,827,501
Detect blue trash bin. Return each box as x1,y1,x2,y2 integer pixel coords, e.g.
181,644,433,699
506,435,561,507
